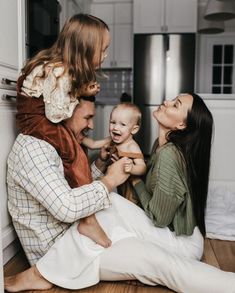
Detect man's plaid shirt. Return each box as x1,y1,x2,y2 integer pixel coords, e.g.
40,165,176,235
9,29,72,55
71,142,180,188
7,134,111,265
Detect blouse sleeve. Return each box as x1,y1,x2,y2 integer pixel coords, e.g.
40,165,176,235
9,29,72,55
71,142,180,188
43,67,79,123
133,146,187,227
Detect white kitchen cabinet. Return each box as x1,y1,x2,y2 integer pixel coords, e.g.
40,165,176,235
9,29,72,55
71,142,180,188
134,0,197,33
59,0,92,27
0,0,26,285
0,0,26,80
0,215,3,293
90,1,133,68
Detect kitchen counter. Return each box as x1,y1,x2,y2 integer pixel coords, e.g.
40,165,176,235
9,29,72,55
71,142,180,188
199,93,235,100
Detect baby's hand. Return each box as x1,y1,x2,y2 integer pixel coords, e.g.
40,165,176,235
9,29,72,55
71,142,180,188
124,159,133,173
79,81,100,97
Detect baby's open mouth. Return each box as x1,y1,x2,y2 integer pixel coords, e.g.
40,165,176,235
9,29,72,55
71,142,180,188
112,132,121,138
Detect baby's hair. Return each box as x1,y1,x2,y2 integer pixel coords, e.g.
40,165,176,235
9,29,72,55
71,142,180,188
112,102,142,126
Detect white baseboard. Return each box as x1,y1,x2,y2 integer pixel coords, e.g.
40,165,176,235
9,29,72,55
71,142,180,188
2,224,19,265
3,239,20,265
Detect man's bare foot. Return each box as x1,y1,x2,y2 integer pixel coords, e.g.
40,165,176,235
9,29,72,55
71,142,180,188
78,215,112,248
4,265,53,292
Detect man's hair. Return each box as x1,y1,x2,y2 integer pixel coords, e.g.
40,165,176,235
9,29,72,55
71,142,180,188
80,95,96,102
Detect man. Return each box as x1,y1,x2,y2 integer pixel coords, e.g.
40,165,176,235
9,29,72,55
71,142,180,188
5,97,130,292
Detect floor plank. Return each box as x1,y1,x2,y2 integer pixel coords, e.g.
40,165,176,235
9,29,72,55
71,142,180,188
5,238,235,293
209,239,235,272
201,238,220,269
4,249,175,292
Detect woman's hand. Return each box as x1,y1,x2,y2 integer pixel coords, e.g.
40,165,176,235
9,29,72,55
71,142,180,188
129,175,141,186
124,159,133,173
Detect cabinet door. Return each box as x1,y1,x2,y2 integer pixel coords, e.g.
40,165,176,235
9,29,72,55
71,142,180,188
0,0,26,79
102,24,115,68
0,214,3,293
114,24,133,68
90,3,114,24
115,2,132,24
134,0,197,33
134,0,164,33
90,3,114,68
90,2,132,68
165,0,197,33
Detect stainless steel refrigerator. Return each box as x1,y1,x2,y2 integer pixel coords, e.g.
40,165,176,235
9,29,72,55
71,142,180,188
134,34,196,155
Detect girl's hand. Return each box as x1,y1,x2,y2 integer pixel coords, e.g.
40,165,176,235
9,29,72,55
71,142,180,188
78,82,100,97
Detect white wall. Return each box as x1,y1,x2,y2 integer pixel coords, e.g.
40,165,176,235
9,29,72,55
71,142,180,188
205,99,235,192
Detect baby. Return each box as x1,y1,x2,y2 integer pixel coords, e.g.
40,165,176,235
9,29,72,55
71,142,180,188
78,103,146,248
83,102,146,180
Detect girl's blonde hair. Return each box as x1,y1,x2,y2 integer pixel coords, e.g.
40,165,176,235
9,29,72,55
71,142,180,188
22,14,109,98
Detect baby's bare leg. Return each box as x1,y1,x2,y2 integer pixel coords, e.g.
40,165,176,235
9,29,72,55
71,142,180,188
4,265,53,292
78,214,112,248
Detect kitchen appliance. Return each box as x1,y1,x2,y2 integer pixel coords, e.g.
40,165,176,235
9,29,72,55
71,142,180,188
26,0,60,58
134,34,196,155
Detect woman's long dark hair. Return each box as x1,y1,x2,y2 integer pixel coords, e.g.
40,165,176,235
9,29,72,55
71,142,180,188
167,93,213,237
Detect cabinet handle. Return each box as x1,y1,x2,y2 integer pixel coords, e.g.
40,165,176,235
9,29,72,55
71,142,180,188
1,94,16,100
1,78,17,85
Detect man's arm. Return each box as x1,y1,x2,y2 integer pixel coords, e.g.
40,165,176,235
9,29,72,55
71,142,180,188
10,136,129,222
9,136,110,223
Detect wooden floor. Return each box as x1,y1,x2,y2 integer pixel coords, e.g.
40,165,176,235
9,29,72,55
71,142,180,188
4,238,235,293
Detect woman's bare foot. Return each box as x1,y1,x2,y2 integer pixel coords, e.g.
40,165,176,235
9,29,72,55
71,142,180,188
4,265,53,292
78,215,112,248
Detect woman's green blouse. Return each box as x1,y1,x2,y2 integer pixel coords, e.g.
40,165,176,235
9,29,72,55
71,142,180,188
133,140,196,236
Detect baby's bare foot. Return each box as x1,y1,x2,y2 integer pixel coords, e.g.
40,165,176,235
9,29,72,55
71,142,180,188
78,215,112,248
4,265,53,292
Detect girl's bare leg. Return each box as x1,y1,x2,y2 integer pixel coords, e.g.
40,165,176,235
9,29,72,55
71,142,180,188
78,214,112,248
4,265,53,292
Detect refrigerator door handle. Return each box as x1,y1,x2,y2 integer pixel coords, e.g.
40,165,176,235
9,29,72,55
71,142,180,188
165,34,169,52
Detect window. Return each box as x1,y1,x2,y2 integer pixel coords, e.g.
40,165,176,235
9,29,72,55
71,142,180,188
197,34,235,95
212,44,234,94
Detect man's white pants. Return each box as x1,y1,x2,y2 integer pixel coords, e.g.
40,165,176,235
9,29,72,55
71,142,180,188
37,193,235,293
100,237,235,293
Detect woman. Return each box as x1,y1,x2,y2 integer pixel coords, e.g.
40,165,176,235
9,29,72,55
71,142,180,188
5,94,235,293
130,93,212,239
